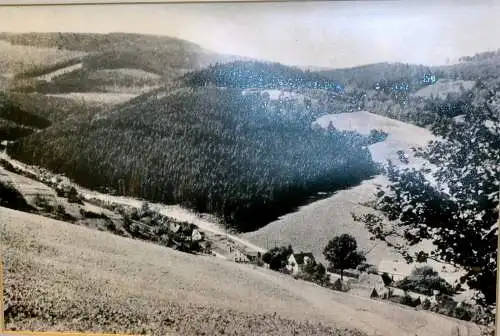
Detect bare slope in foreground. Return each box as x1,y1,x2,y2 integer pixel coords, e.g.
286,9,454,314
1,207,480,336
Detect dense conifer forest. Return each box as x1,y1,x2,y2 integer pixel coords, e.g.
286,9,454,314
8,86,378,231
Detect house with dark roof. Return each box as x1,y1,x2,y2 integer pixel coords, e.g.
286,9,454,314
286,252,315,275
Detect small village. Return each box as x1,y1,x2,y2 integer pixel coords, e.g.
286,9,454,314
209,234,490,324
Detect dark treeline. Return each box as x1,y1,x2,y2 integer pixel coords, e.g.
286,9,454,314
183,61,344,91
9,87,377,232
0,92,51,129
14,57,83,79
458,49,500,63
0,32,203,54
24,67,161,94
0,119,35,140
4,92,104,123
318,62,439,91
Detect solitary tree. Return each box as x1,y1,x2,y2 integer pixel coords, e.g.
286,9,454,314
323,234,366,280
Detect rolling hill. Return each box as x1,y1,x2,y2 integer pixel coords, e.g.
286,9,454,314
0,40,86,76
1,206,481,336
0,32,252,94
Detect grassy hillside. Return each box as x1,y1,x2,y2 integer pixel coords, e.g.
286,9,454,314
0,32,248,96
8,86,378,232
1,206,481,336
0,40,86,75
0,32,241,79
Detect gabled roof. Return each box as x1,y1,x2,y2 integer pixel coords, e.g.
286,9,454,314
378,260,414,277
291,252,315,265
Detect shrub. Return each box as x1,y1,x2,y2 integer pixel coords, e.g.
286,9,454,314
79,208,109,219
395,266,455,296
300,261,330,286
67,186,83,204
381,272,393,287
262,245,293,271
0,180,33,212
53,204,76,222
33,194,54,212
421,298,431,310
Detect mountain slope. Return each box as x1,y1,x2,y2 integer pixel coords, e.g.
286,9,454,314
242,111,465,283
7,86,378,232
1,32,247,83
1,206,481,336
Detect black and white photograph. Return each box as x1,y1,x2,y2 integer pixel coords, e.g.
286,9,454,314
0,1,498,335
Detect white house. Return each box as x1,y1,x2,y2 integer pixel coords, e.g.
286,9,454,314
191,229,202,242
377,259,415,282
169,222,180,233
286,252,315,275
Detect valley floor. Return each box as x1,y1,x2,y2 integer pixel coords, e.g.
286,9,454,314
0,206,482,336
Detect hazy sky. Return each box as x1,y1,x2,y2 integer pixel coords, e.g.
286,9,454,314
0,1,499,68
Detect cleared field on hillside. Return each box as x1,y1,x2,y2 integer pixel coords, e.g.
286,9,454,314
412,79,475,99
314,111,437,166
46,92,139,105
0,206,480,336
36,62,83,82
0,41,85,75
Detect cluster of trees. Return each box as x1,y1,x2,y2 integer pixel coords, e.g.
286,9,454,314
0,119,34,140
183,61,343,91
459,50,500,63
361,82,476,128
395,266,456,296
360,82,499,305
261,245,293,271
8,87,377,232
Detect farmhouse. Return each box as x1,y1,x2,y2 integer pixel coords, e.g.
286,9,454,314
378,260,414,282
286,252,315,275
191,229,203,241
246,251,262,264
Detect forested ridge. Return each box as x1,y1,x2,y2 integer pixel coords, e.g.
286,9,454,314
183,61,343,90
8,86,378,232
